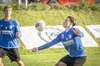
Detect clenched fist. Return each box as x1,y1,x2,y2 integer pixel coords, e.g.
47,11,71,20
32,47,38,52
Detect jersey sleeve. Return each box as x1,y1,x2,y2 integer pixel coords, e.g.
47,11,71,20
75,28,84,38
14,20,22,37
38,34,61,50
0,22,1,37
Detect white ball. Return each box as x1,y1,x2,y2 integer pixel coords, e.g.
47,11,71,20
35,20,46,31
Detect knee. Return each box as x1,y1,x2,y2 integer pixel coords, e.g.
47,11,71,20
55,61,67,66
55,63,58,66
0,62,4,66
20,62,24,66
55,62,60,66
19,62,24,66
21,63,24,66
0,60,3,66
17,60,24,66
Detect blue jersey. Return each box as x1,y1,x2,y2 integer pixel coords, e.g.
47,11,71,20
38,27,86,57
0,18,21,49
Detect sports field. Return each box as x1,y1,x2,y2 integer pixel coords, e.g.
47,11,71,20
2,48,100,66
0,3,100,66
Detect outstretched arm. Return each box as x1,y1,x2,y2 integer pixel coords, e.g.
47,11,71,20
32,34,61,52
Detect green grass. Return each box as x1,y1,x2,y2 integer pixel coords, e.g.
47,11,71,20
0,3,100,66
2,52,100,66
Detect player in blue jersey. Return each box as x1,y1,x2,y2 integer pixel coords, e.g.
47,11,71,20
0,6,24,66
32,16,86,66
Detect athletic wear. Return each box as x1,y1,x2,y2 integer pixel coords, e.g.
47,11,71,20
60,55,86,66
0,18,21,62
38,27,86,57
0,47,20,62
0,18,21,49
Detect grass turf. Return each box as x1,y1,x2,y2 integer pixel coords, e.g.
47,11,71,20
2,52,100,66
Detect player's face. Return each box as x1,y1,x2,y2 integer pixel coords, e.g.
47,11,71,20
4,8,12,17
63,18,72,28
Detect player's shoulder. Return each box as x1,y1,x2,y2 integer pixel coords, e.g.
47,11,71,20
59,31,66,36
0,19,4,22
0,19,4,24
11,18,19,25
0,19,2,21
72,27,76,29
11,18,18,22
71,27,79,30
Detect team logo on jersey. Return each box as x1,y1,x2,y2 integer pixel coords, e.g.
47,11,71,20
0,25,3,27
69,34,72,39
66,38,68,40
9,26,12,29
5,26,7,29
62,34,64,39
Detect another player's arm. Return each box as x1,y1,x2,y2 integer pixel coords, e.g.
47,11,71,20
0,30,1,37
32,35,61,52
73,28,84,38
0,24,2,37
16,26,20,38
15,22,21,38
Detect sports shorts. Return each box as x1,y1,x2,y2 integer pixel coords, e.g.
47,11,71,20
60,55,86,66
0,47,20,62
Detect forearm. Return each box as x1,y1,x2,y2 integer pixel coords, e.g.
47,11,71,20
79,32,84,38
38,43,53,50
15,26,21,38
38,34,61,50
38,39,60,50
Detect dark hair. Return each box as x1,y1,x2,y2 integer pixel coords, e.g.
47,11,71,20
4,6,12,12
67,16,77,26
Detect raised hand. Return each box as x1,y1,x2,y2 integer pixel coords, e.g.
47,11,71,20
73,29,80,36
32,47,38,52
